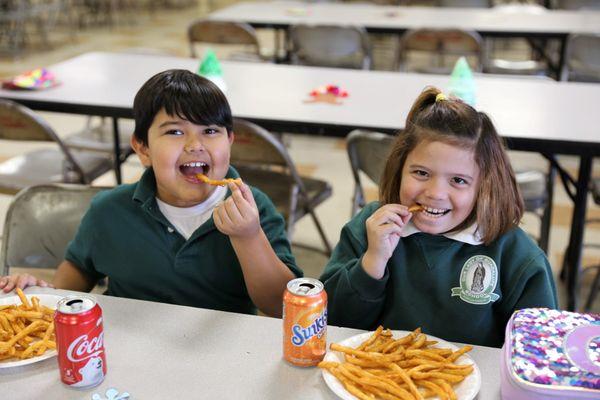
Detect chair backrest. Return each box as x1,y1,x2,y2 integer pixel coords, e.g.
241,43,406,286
562,34,600,82
553,0,600,10
231,119,304,187
0,98,61,142
346,129,395,216
0,99,87,178
1,184,105,275
436,0,491,7
288,25,372,70
397,29,483,73
187,19,260,58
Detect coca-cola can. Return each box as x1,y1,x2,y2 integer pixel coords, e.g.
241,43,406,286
54,295,107,388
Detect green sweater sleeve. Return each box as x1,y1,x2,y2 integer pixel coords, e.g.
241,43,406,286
499,251,558,317
320,204,388,329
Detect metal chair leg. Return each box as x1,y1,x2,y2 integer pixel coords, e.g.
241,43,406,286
538,164,556,253
584,266,600,311
309,209,332,256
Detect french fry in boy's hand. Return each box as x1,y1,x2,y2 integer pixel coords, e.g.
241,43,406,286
196,173,242,187
319,326,474,400
0,288,57,362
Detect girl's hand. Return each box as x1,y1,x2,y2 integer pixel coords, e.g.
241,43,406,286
0,274,53,293
213,181,260,238
362,204,412,279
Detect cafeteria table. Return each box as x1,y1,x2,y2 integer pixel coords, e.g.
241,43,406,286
0,288,502,399
208,1,600,77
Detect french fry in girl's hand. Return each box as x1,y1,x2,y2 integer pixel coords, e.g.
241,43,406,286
408,205,424,213
196,173,242,187
319,326,474,400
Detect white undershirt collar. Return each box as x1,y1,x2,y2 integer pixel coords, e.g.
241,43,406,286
400,221,483,245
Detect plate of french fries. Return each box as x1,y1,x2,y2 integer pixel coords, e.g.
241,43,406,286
319,327,481,400
0,289,62,368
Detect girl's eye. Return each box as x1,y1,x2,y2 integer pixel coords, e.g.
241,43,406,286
452,177,468,185
166,129,184,136
412,170,428,177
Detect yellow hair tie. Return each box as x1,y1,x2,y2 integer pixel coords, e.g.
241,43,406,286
435,93,447,102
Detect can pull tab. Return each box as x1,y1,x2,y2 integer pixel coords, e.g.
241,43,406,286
298,283,315,295
66,299,84,312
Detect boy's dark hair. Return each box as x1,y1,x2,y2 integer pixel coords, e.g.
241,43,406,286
380,86,524,245
133,69,233,145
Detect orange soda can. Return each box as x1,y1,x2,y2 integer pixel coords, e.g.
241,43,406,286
283,277,327,366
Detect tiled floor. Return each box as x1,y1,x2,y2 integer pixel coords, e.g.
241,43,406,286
1,1,599,311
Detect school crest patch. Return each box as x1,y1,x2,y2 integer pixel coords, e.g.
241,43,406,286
451,255,499,305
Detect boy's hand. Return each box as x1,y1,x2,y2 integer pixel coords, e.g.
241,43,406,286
362,204,412,279
213,181,260,238
0,274,53,293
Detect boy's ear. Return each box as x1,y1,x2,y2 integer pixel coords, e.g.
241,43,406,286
130,135,151,167
229,131,235,145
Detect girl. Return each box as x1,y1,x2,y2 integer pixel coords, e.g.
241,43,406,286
320,87,557,347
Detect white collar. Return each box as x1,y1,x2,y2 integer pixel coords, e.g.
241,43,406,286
400,221,483,245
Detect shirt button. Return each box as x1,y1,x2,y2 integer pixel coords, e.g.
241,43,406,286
167,227,174,233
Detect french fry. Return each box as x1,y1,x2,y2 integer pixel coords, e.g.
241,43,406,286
0,292,57,362
196,173,242,187
320,326,475,400
408,205,424,213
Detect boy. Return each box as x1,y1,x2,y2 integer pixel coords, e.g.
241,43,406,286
0,70,302,317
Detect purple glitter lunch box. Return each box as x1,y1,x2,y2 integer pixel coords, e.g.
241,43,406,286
500,308,600,399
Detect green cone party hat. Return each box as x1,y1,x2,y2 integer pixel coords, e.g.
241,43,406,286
448,56,475,106
197,48,227,93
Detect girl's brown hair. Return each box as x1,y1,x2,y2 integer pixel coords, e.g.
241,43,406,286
379,86,523,245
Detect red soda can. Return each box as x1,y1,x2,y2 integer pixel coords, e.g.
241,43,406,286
283,277,327,366
54,295,107,388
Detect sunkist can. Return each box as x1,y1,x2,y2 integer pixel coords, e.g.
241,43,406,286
54,295,107,388
283,277,327,367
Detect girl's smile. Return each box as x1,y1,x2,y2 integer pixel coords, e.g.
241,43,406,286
400,139,480,235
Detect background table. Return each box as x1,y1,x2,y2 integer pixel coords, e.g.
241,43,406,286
0,288,502,399
208,1,600,75
1,52,599,310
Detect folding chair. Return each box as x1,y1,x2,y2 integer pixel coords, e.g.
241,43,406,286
346,129,395,216
561,34,600,83
1,184,105,276
483,3,550,77
230,119,332,255
288,25,372,70
187,19,263,62
552,0,600,10
396,29,483,74
0,99,113,195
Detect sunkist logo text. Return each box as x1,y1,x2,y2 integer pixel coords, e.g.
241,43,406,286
291,309,327,346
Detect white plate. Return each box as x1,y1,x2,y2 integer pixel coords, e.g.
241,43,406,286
0,293,64,369
322,330,482,400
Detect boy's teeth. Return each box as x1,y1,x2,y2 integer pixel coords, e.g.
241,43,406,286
183,162,207,167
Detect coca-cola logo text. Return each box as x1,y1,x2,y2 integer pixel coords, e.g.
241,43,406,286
67,332,104,362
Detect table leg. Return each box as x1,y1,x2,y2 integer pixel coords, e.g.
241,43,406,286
112,117,122,184
558,36,568,81
565,155,592,311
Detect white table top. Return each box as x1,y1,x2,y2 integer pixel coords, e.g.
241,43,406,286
0,52,599,155
208,1,600,35
0,288,502,399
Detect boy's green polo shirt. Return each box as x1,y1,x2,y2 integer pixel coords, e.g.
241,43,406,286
320,202,557,347
65,167,302,314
